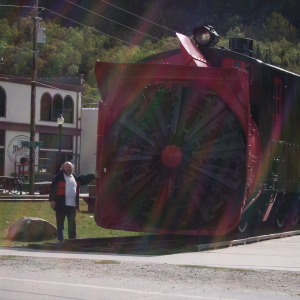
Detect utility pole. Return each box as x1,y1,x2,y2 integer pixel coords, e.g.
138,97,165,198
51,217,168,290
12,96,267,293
29,0,38,195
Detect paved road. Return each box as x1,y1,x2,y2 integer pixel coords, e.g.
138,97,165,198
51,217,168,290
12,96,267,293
1,234,300,271
1,235,300,299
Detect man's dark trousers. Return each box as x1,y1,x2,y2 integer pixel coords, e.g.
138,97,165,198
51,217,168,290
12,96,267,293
55,206,76,241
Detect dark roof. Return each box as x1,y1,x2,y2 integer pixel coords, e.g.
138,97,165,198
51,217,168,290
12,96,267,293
0,74,85,93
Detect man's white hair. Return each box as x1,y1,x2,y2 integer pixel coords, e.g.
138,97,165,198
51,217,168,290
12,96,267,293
60,161,75,172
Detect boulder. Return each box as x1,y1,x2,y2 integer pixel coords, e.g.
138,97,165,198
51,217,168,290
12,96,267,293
6,217,57,241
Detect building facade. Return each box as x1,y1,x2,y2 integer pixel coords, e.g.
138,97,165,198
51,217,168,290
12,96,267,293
80,108,98,175
0,74,86,180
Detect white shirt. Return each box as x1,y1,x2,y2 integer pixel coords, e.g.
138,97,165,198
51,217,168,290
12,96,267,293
64,173,77,207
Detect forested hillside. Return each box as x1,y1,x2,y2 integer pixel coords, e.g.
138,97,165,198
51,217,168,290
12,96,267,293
0,0,299,105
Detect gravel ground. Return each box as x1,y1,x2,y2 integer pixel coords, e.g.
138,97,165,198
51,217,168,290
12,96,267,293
1,256,300,298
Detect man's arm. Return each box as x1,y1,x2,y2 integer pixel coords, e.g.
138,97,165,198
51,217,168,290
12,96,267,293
76,172,100,185
49,201,56,209
48,174,59,208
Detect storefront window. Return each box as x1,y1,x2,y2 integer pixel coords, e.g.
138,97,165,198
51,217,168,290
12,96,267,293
40,133,73,149
63,96,74,123
0,87,6,117
40,93,52,121
51,94,63,121
0,130,4,145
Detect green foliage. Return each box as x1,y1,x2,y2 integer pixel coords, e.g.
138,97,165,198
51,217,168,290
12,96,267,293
0,8,299,108
253,41,264,60
225,26,245,39
99,36,179,64
221,13,300,73
262,12,298,42
82,83,101,107
0,19,16,45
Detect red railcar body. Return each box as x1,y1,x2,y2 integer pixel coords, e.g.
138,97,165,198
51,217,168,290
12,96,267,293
94,27,299,235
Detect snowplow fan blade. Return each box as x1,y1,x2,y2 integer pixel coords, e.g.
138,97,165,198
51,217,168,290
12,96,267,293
94,62,252,235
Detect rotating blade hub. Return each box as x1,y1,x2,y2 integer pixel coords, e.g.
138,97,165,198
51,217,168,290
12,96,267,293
161,145,183,168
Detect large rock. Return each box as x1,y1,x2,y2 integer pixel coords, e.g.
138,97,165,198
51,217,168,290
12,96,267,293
6,217,56,241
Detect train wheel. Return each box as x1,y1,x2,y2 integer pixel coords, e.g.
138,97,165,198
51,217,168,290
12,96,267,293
286,211,299,228
291,215,299,227
272,192,287,229
275,215,285,229
237,219,248,233
286,193,300,228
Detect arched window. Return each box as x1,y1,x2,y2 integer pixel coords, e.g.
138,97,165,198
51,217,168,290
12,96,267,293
40,93,52,121
52,94,63,121
63,95,74,123
0,87,6,117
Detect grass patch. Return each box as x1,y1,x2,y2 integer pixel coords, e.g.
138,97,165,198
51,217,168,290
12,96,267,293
93,260,120,264
129,245,197,255
178,265,259,273
0,200,141,247
0,255,20,260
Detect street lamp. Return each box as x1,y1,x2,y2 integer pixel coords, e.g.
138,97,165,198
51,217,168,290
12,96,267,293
57,114,64,170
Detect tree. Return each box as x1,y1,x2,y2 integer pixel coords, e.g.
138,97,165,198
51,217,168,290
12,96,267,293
225,26,245,39
262,12,298,43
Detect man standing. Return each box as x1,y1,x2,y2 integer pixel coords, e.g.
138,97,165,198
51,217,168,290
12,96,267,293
49,161,99,243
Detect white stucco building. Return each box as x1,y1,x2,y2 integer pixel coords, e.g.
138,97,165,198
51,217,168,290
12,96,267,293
80,108,98,175
0,73,98,180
